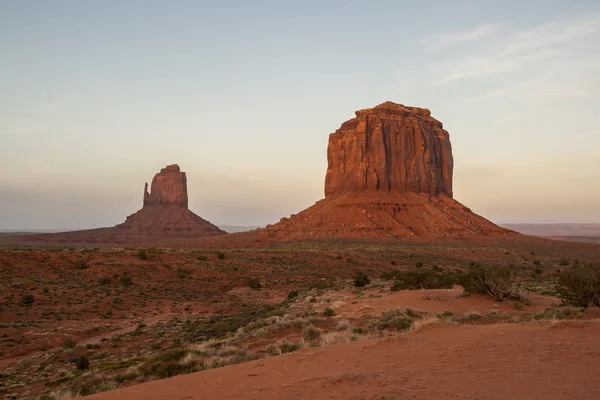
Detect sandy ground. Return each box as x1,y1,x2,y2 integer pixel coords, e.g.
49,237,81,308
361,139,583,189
87,319,600,400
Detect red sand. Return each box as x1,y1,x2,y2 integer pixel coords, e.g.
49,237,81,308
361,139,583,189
88,320,600,400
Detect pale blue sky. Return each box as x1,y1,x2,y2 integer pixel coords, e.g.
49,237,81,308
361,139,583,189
1,0,599,229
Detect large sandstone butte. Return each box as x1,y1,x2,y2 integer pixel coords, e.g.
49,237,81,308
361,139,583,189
143,164,188,207
22,164,226,244
325,102,453,198
215,101,512,243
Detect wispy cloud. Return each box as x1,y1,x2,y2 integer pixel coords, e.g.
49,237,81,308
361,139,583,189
423,23,503,48
429,15,600,87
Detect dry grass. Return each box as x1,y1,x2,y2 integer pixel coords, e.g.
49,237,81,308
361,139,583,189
406,315,441,333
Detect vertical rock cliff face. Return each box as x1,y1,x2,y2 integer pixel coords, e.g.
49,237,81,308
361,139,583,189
144,164,189,208
324,102,453,198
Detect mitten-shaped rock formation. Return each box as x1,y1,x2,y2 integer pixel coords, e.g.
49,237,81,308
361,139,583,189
143,164,189,207
23,164,226,244
325,102,453,197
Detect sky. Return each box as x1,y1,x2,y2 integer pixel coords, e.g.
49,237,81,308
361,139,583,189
1,0,600,229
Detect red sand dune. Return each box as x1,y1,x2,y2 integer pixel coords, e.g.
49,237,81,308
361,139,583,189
88,320,600,400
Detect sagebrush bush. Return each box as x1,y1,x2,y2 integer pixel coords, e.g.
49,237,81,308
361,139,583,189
75,355,89,370
556,263,600,307
323,307,336,317
461,265,520,301
287,289,299,299
302,324,322,342
353,271,371,287
375,309,414,331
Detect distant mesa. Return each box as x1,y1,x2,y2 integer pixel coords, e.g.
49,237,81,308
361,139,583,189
230,101,513,242
21,164,226,244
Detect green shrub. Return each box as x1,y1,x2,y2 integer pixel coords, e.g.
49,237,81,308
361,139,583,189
21,294,35,305
197,255,208,261
287,289,299,299
136,249,148,260
74,260,88,270
323,307,336,317
534,268,543,275
98,276,111,286
353,271,371,287
63,338,77,349
75,355,89,370
278,341,300,354
119,273,133,286
461,265,520,301
217,253,226,260
556,263,600,307
558,258,570,266
247,278,262,290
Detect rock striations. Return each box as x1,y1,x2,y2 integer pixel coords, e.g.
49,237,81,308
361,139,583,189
325,102,453,197
143,164,188,207
231,101,513,242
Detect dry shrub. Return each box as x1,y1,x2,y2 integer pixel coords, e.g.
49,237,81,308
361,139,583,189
461,265,520,301
556,263,600,307
302,324,322,342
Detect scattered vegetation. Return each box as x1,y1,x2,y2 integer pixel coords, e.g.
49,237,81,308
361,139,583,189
388,268,459,291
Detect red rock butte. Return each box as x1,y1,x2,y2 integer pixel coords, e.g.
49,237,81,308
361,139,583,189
224,101,513,242
325,102,453,198
21,164,226,244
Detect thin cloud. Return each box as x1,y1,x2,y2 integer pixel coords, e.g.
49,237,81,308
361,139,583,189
424,23,502,48
429,15,600,86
